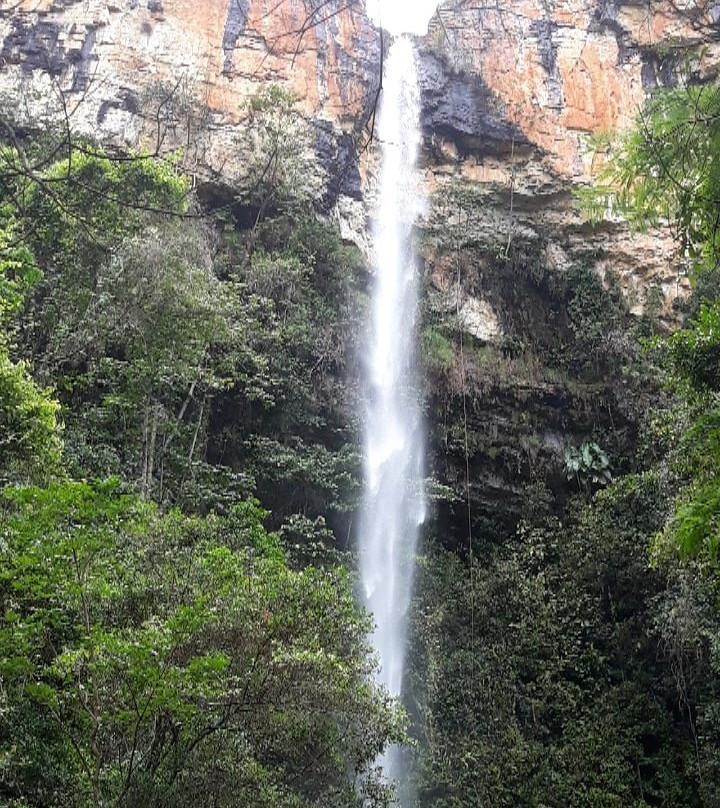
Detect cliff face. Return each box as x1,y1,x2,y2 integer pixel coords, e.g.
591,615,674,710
402,0,720,531
0,0,381,209
2,0,718,529
415,0,720,322
2,0,715,295
424,0,720,171
410,0,720,536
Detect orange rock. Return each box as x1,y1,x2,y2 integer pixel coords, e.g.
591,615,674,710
1,0,712,313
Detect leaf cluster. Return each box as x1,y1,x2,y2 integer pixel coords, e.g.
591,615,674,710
564,440,612,490
580,85,720,271
0,480,403,808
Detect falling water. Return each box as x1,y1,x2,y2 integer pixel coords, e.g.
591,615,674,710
359,36,426,793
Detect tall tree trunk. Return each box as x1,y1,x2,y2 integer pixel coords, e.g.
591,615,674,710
146,402,160,499
141,401,161,499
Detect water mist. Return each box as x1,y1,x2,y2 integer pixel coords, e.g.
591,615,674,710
359,36,426,795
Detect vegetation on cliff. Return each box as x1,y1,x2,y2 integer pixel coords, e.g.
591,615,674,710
0,133,400,808
3,54,720,808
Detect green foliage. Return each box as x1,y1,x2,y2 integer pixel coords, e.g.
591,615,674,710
0,210,40,339
564,265,626,376
210,214,368,522
649,396,720,568
666,302,720,392
0,349,61,485
248,436,362,516
564,440,612,490
664,478,720,561
0,129,367,515
0,480,402,808
583,79,720,574
13,147,187,269
238,85,314,221
89,219,224,375
409,473,710,808
580,85,720,270
647,306,720,571
421,325,455,376
56,215,231,502
0,210,61,484
0,126,398,808
7,147,189,369
277,512,346,567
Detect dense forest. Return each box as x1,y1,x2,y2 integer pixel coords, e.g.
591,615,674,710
0,95,406,807
408,85,720,807
2,37,720,808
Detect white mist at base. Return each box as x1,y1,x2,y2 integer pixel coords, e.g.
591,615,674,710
359,36,426,797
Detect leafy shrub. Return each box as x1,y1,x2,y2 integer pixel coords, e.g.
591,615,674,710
0,480,403,808
564,440,612,490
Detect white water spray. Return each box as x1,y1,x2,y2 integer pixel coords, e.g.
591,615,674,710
359,36,426,791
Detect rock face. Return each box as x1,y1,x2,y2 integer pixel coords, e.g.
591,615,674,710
2,0,716,291
2,0,718,531
403,0,720,534
415,0,720,325
0,0,381,210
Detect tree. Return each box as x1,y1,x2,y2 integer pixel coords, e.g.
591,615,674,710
239,85,314,231
0,208,61,484
580,81,720,564
6,147,190,367
0,145,234,504
59,214,231,501
581,84,720,274
0,480,403,808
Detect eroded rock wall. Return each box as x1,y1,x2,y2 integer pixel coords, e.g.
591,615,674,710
2,0,716,296
2,0,718,532
0,0,381,209
415,0,720,325
408,0,720,534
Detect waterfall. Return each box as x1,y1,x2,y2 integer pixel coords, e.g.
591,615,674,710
359,36,426,792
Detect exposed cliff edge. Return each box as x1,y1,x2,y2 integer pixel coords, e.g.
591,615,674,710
2,0,717,306
0,0,381,214
416,0,720,321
